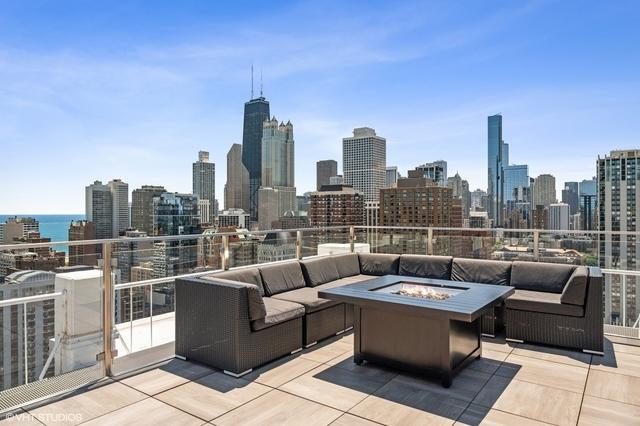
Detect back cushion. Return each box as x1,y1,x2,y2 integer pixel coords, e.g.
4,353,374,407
510,261,576,293
451,258,512,286
214,268,265,296
561,266,589,305
359,253,400,276
333,253,361,278
300,257,340,287
259,261,307,296
399,255,452,279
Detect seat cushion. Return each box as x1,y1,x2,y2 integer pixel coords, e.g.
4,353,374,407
213,268,265,296
561,266,589,305
451,258,512,286
359,253,400,276
510,261,576,293
251,297,305,331
316,274,377,290
333,253,361,278
272,287,342,313
399,255,452,279
505,290,584,317
259,261,307,296
201,276,266,321
300,257,340,287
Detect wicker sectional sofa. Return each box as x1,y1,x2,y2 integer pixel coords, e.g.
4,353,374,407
175,253,603,376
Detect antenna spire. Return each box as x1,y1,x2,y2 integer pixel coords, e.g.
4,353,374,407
251,64,254,99
260,67,263,97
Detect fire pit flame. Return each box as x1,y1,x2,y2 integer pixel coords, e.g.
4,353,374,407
392,285,451,301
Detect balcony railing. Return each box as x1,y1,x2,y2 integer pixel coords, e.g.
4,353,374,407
0,225,637,412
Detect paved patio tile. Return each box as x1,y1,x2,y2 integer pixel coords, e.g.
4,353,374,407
243,356,322,388
349,369,491,425
119,359,215,395
300,339,352,364
496,353,588,393
455,403,548,425
81,397,203,426
213,389,342,426
155,372,270,421
27,381,146,426
511,343,592,367
280,362,396,411
578,395,640,426
473,375,582,426
585,369,640,406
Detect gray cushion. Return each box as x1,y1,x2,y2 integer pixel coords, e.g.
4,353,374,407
272,287,342,313
316,274,377,290
451,258,512,286
201,276,266,321
358,253,400,276
399,255,452,279
251,297,305,331
333,253,361,278
213,268,265,296
300,257,340,287
561,266,589,305
259,261,307,296
505,289,584,317
510,261,576,293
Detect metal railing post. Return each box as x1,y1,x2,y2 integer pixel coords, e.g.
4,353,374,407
102,242,114,376
23,302,28,384
296,230,303,260
622,274,627,327
533,230,540,261
349,226,355,253
221,235,230,270
427,228,434,256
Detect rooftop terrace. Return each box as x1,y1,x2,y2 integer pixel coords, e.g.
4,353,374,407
4,333,640,426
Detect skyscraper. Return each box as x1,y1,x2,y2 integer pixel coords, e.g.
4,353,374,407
343,127,386,203
562,182,580,215
85,181,113,239
224,144,249,212
108,179,129,237
447,173,471,219
192,151,215,223
385,166,399,188
308,185,365,227
415,161,447,186
261,118,294,188
549,203,570,230
68,220,97,266
487,114,504,227
503,165,529,202
533,174,557,207
242,95,270,221
598,150,639,326
131,185,166,235
317,160,338,190
579,177,597,230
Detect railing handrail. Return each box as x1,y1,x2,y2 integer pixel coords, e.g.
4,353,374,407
602,268,640,277
354,225,637,236
0,290,66,308
0,226,352,251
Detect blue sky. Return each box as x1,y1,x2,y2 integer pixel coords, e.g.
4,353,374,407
1,0,639,214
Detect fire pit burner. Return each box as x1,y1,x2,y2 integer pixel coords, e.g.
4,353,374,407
374,282,465,301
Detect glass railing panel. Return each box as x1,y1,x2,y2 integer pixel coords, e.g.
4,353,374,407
301,228,350,257
0,241,104,408
364,227,428,255
431,228,497,259
537,231,599,266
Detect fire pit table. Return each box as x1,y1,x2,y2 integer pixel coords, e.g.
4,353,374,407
318,275,514,387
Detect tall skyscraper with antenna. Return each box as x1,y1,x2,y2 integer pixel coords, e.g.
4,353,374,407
242,67,270,222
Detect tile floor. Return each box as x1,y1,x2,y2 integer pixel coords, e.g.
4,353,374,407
4,333,640,425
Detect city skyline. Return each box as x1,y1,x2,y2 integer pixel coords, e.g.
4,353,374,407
1,1,639,214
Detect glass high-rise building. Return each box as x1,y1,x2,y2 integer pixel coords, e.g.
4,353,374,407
503,164,529,202
261,118,294,188
487,114,505,227
343,127,386,203
242,96,270,221
192,151,216,223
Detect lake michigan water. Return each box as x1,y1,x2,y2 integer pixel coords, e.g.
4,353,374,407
0,214,85,253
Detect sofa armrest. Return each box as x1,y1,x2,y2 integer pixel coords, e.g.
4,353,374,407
200,276,266,320
584,267,603,325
